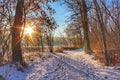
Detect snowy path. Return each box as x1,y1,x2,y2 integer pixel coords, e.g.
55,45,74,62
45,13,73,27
27,49,120,80
53,49,120,80
0,49,120,80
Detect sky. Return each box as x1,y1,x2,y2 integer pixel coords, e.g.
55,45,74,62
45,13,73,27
49,1,70,36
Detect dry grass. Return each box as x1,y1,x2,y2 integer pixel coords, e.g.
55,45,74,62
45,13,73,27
54,48,63,53
62,46,79,50
23,53,43,62
0,53,4,66
108,49,120,66
93,51,106,65
54,46,79,53
93,49,120,66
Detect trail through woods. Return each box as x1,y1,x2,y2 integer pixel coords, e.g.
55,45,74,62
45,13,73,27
0,49,120,80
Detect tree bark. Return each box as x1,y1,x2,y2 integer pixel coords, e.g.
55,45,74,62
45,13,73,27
40,35,44,52
79,29,83,48
12,0,24,64
80,0,92,54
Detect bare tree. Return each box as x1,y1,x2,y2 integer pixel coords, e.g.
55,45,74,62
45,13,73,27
12,0,24,65
64,0,92,54
93,0,110,65
79,0,92,54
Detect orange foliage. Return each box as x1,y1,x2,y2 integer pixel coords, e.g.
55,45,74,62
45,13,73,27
54,48,63,53
93,49,120,66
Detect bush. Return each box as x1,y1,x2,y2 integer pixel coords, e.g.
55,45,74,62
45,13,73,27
62,46,79,50
93,51,106,65
93,49,120,66
0,53,4,66
54,48,63,53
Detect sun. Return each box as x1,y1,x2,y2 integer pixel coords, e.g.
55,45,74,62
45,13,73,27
24,27,33,35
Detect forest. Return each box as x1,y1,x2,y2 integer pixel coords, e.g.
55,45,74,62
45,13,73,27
0,0,120,80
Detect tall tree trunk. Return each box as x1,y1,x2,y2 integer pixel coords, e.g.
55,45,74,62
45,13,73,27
80,0,92,54
49,33,54,53
79,29,83,48
40,35,44,52
93,0,109,65
12,0,24,64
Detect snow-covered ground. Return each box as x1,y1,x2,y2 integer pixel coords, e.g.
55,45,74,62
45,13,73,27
0,49,120,80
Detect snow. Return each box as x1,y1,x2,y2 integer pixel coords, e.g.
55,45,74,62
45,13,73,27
0,49,120,80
